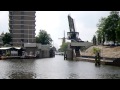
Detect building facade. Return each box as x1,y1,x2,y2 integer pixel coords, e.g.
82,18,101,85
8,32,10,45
9,11,36,46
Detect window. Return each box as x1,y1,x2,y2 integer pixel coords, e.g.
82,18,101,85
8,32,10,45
21,11,24,15
21,21,24,24
9,30,12,33
10,25,13,29
21,39,24,42
21,34,24,38
21,16,24,19
10,21,13,24
10,16,13,20
21,30,24,33
21,25,24,29
10,11,14,15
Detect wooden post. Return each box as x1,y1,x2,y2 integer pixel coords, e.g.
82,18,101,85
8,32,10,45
64,51,67,60
95,52,101,66
72,48,73,60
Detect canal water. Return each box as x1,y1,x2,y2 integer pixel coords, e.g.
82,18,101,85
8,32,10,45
0,55,120,79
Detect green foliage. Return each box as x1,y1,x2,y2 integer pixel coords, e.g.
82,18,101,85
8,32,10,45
36,30,53,45
60,42,69,52
92,47,101,54
104,11,119,44
96,11,120,45
6,51,10,56
2,33,12,45
96,17,106,45
116,20,120,42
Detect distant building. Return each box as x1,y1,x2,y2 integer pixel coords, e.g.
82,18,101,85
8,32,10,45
9,11,36,46
24,43,52,58
51,46,56,51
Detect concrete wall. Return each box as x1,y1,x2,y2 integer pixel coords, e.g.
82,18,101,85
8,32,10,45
40,45,51,58
25,47,37,55
24,43,37,47
41,50,50,58
24,43,51,58
66,49,73,60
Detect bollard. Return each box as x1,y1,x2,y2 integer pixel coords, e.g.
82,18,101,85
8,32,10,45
64,53,67,60
95,52,101,66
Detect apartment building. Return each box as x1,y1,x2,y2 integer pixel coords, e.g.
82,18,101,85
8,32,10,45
9,11,36,46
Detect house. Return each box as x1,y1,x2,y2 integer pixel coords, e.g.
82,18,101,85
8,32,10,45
24,43,52,58
0,47,23,56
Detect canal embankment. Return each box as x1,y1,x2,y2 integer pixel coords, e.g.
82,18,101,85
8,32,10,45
78,46,120,67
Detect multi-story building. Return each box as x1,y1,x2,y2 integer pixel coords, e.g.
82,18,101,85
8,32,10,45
9,11,36,46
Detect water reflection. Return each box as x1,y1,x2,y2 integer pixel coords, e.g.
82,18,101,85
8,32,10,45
1,55,120,79
8,71,36,79
68,73,80,79
98,74,120,79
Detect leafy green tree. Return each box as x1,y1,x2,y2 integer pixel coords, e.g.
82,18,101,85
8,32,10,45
96,17,106,45
92,47,101,55
36,30,52,45
2,33,12,45
96,11,120,45
116,19,120,43
60,42,69,52
104,11,119,44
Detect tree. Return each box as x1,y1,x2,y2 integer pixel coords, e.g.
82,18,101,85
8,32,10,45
96,17,106,45
96,30,102,45
104,11,119,44
96,11,120,45
92,35,97,45
116,19,120,43
2,33,12,45
36,30,53,45
60,42,69,52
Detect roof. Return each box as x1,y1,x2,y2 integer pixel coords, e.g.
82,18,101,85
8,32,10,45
0,47,22,50
0,47,11,50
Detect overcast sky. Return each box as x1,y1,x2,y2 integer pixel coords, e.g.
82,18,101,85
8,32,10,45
0,11,110,49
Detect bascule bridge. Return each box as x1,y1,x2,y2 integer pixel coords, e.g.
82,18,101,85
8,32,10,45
65,15,92,60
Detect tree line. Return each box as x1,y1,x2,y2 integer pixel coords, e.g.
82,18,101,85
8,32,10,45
93,11,120,46
1,30,53,46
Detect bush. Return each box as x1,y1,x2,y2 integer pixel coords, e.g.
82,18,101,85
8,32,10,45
92,47,101,55
6,51,11,56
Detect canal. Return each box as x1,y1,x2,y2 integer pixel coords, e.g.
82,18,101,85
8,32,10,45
0,55,120,79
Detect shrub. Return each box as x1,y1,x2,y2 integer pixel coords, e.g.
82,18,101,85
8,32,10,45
92,47,101,55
